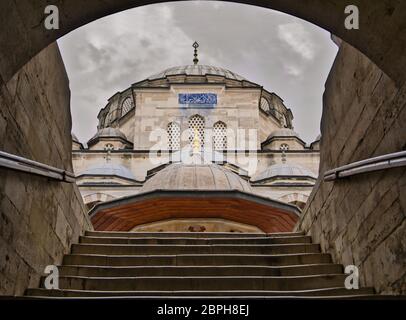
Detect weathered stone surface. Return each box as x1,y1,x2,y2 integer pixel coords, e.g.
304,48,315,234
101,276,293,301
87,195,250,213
0,43,92,296
297,42,406,295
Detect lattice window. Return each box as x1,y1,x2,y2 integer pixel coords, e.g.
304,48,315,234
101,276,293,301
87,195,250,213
121,97,134,116
167,122,180,150
260,97,271,113
213,121,227,150
280,143,289,151
104,143,114,151
188,115,205,148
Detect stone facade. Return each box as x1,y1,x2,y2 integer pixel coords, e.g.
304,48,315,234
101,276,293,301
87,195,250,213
297,41,406,294
72,65,320,213
0,43,92,296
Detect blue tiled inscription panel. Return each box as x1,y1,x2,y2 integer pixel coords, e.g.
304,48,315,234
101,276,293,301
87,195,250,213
178,93,217,106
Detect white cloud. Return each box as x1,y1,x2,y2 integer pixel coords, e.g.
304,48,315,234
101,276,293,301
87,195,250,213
277,22,316,60
285,64,303,77
58,2,337,144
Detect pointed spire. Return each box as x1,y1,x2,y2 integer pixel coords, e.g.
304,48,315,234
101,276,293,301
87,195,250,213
192,41,199,65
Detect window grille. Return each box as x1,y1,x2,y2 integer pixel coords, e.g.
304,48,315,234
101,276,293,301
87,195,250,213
167,122,181,150
188,115,205,148
213,121,227,150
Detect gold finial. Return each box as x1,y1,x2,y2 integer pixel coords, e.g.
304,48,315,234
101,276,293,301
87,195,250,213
192,127,201,153
193,41,199,65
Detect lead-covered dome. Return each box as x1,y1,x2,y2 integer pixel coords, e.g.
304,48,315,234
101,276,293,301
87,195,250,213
267,128,300,140
78,163,136,181
251,163,317,183
141,163,252,193
89,127,127,142
148,65,246,81
87,127,130,148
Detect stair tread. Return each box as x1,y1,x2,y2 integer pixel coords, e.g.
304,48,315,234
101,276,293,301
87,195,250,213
65,252,328,257
82,236,309,240
61,263,340,269
74,243,316,247
85,231,305,238
26,287,375,298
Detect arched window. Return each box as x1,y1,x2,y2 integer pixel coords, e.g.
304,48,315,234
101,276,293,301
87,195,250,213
121,97,134,116
260,97,271,113
189,115,205,149
167,122,180,150
104,143,114,151
213,121,227,150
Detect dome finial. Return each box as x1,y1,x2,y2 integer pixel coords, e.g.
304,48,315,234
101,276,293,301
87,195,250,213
192,41,199,65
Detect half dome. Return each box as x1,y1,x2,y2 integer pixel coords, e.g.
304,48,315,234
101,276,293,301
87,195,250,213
141,163,252,193
148,65,246,81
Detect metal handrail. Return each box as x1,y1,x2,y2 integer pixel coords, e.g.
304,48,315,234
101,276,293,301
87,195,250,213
0,150,75,183
324,151,406,181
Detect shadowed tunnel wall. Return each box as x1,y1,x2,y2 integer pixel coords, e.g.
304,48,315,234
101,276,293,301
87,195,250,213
0,44,92,295
296,41,406,294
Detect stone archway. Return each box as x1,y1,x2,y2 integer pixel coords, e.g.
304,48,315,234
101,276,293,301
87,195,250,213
1,1,406,86
1,0,405,296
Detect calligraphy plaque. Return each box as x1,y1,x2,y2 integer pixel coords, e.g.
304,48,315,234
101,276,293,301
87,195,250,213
178,93,217,106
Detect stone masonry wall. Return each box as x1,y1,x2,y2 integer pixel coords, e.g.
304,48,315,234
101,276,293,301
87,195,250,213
297,42,406,294
0,43,92,296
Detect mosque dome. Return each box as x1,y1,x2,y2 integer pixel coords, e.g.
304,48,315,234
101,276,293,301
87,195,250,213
78,163,136,181
251,163,317,183
267,128,300,140
88,127,128,144
140,163,252,193
147,65,247,81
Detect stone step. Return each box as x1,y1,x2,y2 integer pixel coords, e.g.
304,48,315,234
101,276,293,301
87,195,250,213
71,243,320,255
85,231,305,239
57,264,343,277
80,235,312,245
26,287,375,298
63,253,332,267
40,274,347,291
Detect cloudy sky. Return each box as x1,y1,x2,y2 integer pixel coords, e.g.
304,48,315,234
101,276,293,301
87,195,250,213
58,1,338,144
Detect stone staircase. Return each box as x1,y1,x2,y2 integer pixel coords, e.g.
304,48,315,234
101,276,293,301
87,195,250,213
26,231,375,298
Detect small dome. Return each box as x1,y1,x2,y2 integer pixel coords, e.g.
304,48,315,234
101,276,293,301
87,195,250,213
88,127,128,143
78,163,135,180
251,163,317,182
267,128,300,140
148,65,246,81
141,163,252,193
